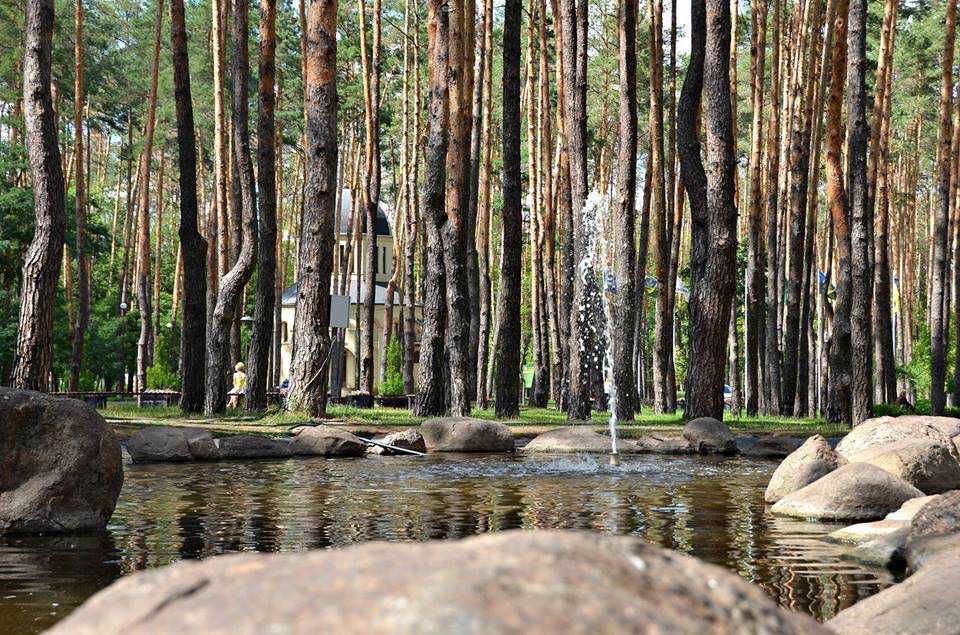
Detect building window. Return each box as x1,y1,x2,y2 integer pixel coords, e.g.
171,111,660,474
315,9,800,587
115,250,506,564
281,322,288,343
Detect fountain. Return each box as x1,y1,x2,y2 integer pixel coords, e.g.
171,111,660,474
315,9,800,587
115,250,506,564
578,192,621,466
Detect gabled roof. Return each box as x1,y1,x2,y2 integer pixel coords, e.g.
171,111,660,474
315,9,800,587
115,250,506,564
336,188,393,237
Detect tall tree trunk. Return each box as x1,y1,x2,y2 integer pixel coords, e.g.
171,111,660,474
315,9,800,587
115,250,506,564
847,0,872,424
682,0,738,421
475,0,494,408
135,0,164,393
538,0,561,407
69,0,89,392
413,0,451,417
744,0,767,415
648,0,671,414
400,0,417,396
205,0,259,413
492,0,523,418
781,0,821,415
442,0,476,416
560,0,591,420
207,0,227,330
825,0,851,424
246,0,277,411
931,0,957,415
288,0,338,417
873,0,898,405
763,0,782,415
634,154,653,402
466,0,488,401
358,0,380,396
170,0,207,413
611,0,637,421
13,0,65,391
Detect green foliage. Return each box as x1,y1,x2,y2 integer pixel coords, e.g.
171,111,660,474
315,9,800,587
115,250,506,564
379,337,404,397
147,325,181,390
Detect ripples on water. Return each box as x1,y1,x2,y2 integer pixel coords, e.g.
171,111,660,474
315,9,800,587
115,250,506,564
0,453,896,632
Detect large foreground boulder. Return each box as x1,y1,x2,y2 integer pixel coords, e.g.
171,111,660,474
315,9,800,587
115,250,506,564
836,416,959,461
218,435,292,459
47,530,825,635
683,417,737,455
0,388,123,534
420,417,514,453
523,426,635,454
846,440,960,494
764,435,846,504
366,429,427,455
770,463,923,521
290,426,366,457
828,548,960,635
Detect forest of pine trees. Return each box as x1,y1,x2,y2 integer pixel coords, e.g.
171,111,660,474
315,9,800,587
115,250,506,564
4,0,960,425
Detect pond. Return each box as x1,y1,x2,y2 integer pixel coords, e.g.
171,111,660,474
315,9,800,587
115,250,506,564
0,453,896,633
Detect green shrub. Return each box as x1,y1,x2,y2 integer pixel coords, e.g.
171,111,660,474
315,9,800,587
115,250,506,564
380,338,404,396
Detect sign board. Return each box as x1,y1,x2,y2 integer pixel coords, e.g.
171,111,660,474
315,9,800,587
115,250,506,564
330,294,350,328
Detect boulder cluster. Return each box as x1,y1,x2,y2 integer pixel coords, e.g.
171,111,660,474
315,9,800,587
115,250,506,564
760,415,960,635
522,416,793,458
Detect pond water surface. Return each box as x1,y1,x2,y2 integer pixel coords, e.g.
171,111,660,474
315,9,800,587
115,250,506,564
0,453,896,632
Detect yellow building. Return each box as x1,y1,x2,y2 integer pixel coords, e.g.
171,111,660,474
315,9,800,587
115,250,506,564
278,190,421,392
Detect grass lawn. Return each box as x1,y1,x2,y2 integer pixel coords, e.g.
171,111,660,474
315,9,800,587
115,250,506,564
101,400,847,436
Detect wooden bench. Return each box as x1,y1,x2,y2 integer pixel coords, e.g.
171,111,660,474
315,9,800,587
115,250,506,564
52,392,125,409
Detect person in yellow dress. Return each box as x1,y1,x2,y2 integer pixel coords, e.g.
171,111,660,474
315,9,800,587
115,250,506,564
228,362,246,408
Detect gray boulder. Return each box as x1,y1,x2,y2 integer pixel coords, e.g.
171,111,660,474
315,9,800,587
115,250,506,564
847,440,960,494
682,417,737,455
836,416,959,461
907,490,960,543
126,426,193,462
366,429,427,455
764,435,846,504
770,462,924,521
738,435,804,458
634,434,693,454
290,426,366,457
522,426,636,454
47,530,825,635
420,417,515,453
0,388,123,534
218,435,292,459
183,429,220,460
828,548,960,635
827,495,943,569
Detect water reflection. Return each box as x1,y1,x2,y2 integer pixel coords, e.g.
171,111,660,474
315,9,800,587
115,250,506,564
0,453,896,633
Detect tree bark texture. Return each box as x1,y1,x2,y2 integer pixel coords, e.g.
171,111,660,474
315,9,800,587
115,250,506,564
205,0,259,414
246,0,277,411
413,0,450,417
170,0,208,413
13,0,65,391
493,0,523,418
288,0,338,417
930,0,956,415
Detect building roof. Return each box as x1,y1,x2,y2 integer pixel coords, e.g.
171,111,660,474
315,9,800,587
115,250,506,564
337,188,393,237
281,278,405,308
